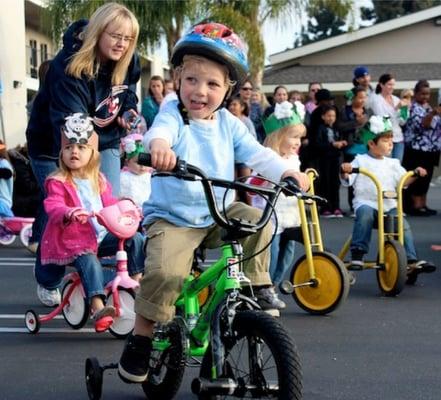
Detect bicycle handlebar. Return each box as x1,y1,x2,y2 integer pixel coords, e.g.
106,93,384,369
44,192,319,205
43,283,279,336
137,153,315,234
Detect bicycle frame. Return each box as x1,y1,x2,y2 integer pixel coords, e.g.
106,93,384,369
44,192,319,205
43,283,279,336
153,241,244,357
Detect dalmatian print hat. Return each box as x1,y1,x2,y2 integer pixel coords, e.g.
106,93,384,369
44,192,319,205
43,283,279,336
61,113,99,151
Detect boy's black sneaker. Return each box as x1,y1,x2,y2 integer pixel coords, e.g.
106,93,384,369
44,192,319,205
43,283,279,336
348,251,364,271
254,286,286,316
118,334,152,383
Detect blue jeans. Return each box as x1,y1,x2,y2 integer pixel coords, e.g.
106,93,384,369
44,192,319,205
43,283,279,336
350,205,417,261
35,231,145,294
29,157,58,243
73,232,145,301
391,142,404,163
269,227,303,286
100,148,121,196
29,157,60,289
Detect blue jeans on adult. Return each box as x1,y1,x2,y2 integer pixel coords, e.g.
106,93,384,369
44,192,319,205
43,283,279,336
29,157,58,244
100,148,121,196
391,141,404,163
350,205,417,261
35,231,145,295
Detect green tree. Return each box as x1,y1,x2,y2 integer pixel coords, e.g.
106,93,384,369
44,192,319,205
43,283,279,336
361,0,440,24
42,0,352,86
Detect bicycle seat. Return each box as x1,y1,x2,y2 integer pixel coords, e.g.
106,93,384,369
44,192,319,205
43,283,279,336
96,200,141,239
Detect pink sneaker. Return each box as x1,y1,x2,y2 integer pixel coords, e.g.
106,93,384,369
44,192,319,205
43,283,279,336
333,209,344,218
321,210,333,218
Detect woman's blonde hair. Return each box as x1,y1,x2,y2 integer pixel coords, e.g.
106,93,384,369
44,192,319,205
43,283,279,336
263,124,306,155
66,3,139,86
174,55,235,96
57,148,105,194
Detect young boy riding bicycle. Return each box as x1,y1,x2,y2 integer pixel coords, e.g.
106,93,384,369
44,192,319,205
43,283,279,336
118,22,310,383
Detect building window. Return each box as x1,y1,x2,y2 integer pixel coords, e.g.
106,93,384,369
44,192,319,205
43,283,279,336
40,43,48,63
29,39,37,78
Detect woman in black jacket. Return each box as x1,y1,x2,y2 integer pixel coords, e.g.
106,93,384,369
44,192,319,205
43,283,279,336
25,3,141,306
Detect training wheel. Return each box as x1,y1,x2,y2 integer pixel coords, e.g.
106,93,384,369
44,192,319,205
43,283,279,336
24,309,40,334
85,357,103,400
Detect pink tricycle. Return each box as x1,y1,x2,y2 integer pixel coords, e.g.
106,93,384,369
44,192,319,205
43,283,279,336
24,200,141,338
0,216,34,247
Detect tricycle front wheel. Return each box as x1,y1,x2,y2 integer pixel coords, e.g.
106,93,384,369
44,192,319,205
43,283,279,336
290,251,349,315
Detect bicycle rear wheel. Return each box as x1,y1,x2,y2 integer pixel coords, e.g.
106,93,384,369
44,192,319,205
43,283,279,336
198,310,302,399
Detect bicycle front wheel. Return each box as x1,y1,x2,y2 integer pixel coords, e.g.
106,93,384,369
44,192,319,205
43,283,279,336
198,310,302,399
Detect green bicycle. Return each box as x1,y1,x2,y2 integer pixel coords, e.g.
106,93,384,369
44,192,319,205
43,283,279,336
85,158,303,399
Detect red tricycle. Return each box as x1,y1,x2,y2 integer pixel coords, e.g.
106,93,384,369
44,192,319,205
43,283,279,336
24,200,141,338
0,216,34,247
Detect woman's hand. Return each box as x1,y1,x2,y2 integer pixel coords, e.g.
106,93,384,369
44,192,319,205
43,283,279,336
149,138,176,171
118,109,138,131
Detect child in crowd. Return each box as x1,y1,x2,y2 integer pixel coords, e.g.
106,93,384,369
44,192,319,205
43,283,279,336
312,105,347,217
227,95,257,139
251,103,306,287
120,134,153,208
399,89,413,125
0,141,14,217
40,114,145,332
340,115,436,276
118,22,310,383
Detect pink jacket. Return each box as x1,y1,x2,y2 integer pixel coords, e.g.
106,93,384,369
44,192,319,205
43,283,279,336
40,174,118,265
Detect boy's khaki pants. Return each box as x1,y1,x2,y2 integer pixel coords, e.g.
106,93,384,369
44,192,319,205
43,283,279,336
135,202,273,322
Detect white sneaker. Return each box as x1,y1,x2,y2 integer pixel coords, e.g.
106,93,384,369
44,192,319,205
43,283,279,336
37,284,61,307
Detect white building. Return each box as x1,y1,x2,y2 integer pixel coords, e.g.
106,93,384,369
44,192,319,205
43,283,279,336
0,0,169,147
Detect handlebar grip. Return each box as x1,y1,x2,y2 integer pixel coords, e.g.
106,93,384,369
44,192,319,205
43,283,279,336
137,152,152,167
282,176,301,196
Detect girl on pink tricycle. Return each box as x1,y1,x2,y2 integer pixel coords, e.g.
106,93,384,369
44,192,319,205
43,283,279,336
37,114,144,332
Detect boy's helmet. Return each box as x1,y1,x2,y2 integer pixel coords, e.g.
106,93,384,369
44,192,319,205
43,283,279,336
171,22,249,93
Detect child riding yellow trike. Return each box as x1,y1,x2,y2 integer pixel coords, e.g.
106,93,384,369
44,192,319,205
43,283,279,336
338,167,435,294
282,169,350,314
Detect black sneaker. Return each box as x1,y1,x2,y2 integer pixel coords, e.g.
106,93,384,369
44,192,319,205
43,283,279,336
254,286,286,315
118,334,152,383
348,251,364,271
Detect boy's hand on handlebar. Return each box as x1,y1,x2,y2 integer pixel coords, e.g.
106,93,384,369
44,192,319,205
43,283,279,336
281,170,310,192
149,139,177,171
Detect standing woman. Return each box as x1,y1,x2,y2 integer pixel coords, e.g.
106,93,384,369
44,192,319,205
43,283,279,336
369,73,405,161
141,76,165,129
402,80,441,216
26,2,140,305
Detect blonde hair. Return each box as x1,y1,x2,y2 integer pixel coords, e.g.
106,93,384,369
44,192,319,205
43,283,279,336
174,55,235,96
400,89,414,99
57,148,105,194
66,3,139,86
263,124,306,155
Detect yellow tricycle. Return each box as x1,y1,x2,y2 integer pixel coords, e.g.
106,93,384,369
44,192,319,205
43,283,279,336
337,167,415,296
282,169,350,315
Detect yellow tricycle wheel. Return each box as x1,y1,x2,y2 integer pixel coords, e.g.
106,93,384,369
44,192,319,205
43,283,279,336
289,251,349,315
376,240,407,296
